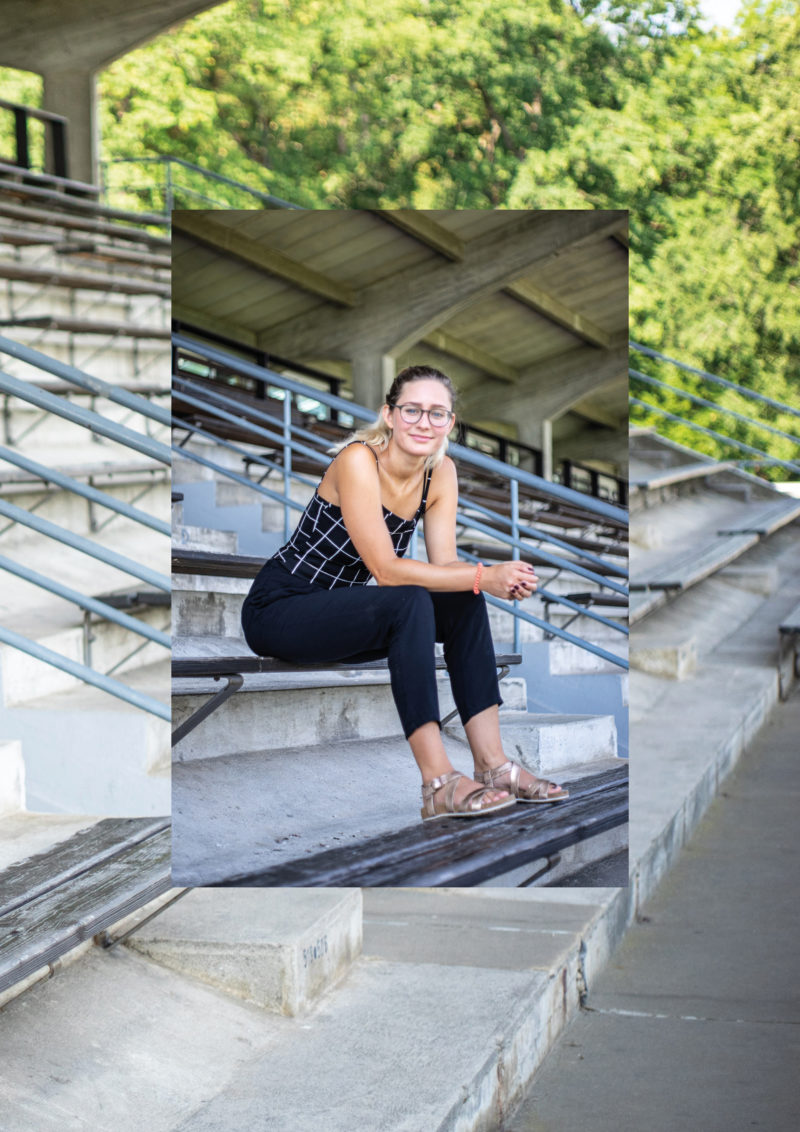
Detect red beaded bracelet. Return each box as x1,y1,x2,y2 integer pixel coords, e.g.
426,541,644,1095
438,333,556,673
473,562,483,595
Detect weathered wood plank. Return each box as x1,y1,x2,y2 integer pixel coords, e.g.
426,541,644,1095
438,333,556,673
0,817,169,918
172,651,520,679
0,827,171,992
217,767,628,887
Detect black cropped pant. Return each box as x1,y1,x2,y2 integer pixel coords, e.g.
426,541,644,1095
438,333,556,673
240,561,502,739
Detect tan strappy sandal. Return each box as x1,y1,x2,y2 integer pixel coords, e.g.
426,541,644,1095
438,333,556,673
475,760,569,803
420,771,516,822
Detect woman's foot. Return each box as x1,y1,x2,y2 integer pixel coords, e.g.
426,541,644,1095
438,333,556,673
420,770,514,821
474,759,569,802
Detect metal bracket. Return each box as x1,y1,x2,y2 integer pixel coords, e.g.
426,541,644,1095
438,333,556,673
171,672,244,746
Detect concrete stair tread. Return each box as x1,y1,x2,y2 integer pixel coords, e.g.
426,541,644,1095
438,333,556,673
19,657,170,713
0,893,602,1132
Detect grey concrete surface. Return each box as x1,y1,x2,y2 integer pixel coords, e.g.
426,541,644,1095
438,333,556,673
127,888,362,1016
0,948,285,1132
506,685,800,1132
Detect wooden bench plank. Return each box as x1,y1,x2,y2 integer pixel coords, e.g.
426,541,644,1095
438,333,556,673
172,652,521,679
0,821,171,993
217,765,628,887
172,549,264,578
0,817,168,918
717,498,800,537
630,461,733,490
3,316,170,339
631,533,758,591
0,261,170,297
0,200,171,248
780,602,800,633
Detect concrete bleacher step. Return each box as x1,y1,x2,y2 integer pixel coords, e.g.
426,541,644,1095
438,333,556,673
171,706,621,887
127,889,362,1017
2,658,170,815
172,523,238,554
172,654,528,761
173,478,281,558
0,883,627,1132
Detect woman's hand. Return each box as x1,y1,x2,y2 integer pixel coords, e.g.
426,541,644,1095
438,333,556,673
481,561,539,601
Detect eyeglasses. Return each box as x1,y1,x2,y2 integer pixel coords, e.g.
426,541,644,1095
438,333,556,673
391,403,454,429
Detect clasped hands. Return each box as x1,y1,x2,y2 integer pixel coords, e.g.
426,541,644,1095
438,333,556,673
482,561,538,601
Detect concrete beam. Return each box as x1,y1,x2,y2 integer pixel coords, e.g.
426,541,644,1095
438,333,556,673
172,213,357,308
557,427,628,466
420,329,519,384
0,2,223,71
464,345,628,425
257,211,627,361
172,302,258,350
370,211,464,261
505,280,612,349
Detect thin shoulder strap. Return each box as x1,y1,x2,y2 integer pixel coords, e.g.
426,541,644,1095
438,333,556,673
346,439,379,465
418,465,434,514
331,439,379,468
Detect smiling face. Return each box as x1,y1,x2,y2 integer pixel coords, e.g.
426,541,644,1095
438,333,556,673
382,378,455,458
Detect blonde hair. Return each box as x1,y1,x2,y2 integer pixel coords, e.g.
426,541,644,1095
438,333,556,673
331,365,457,471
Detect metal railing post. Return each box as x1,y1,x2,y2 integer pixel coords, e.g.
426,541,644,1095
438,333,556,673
165,161,173,215
283,393,292,542
511,478,521,654
13,106,29,170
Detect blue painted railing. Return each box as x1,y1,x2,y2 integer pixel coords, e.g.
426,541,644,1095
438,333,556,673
629,343,800,479
173,334,629,669
0,335,170,719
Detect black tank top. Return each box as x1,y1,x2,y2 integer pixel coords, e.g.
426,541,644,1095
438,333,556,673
270,441,433,589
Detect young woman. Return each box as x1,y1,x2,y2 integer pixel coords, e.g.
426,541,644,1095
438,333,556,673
241,364,569,821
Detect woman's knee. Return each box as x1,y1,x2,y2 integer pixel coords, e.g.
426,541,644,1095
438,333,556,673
383,584,434,626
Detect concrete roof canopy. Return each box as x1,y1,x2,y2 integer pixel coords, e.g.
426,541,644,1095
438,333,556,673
172,208,630,476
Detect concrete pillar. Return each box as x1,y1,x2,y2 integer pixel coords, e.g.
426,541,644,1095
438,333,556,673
517,417,553,480
351,351,395,412
42,69,97,185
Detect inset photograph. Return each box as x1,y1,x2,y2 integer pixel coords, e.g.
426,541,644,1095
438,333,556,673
170,208,630,886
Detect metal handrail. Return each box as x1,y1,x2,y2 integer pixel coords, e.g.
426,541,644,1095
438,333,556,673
0,554,169,648
172,335,628,665
0,625,169,720
173,333,627,524
630,368,800,449
457,548,628,668
629,397,800,478
0,445,170,536
0,498,170,591
0,334,171,427
101,156,302,214
0,369,171,464
0,339,170,716
630,342,800,421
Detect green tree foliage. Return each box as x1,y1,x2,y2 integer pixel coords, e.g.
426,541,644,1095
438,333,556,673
1,0,796,474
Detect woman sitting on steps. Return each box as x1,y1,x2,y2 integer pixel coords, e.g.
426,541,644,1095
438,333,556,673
240,364,569,821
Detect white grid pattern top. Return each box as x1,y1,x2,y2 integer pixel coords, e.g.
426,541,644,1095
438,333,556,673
273,443,432,589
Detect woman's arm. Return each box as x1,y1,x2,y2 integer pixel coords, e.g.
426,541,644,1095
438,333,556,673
336,447,537,599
